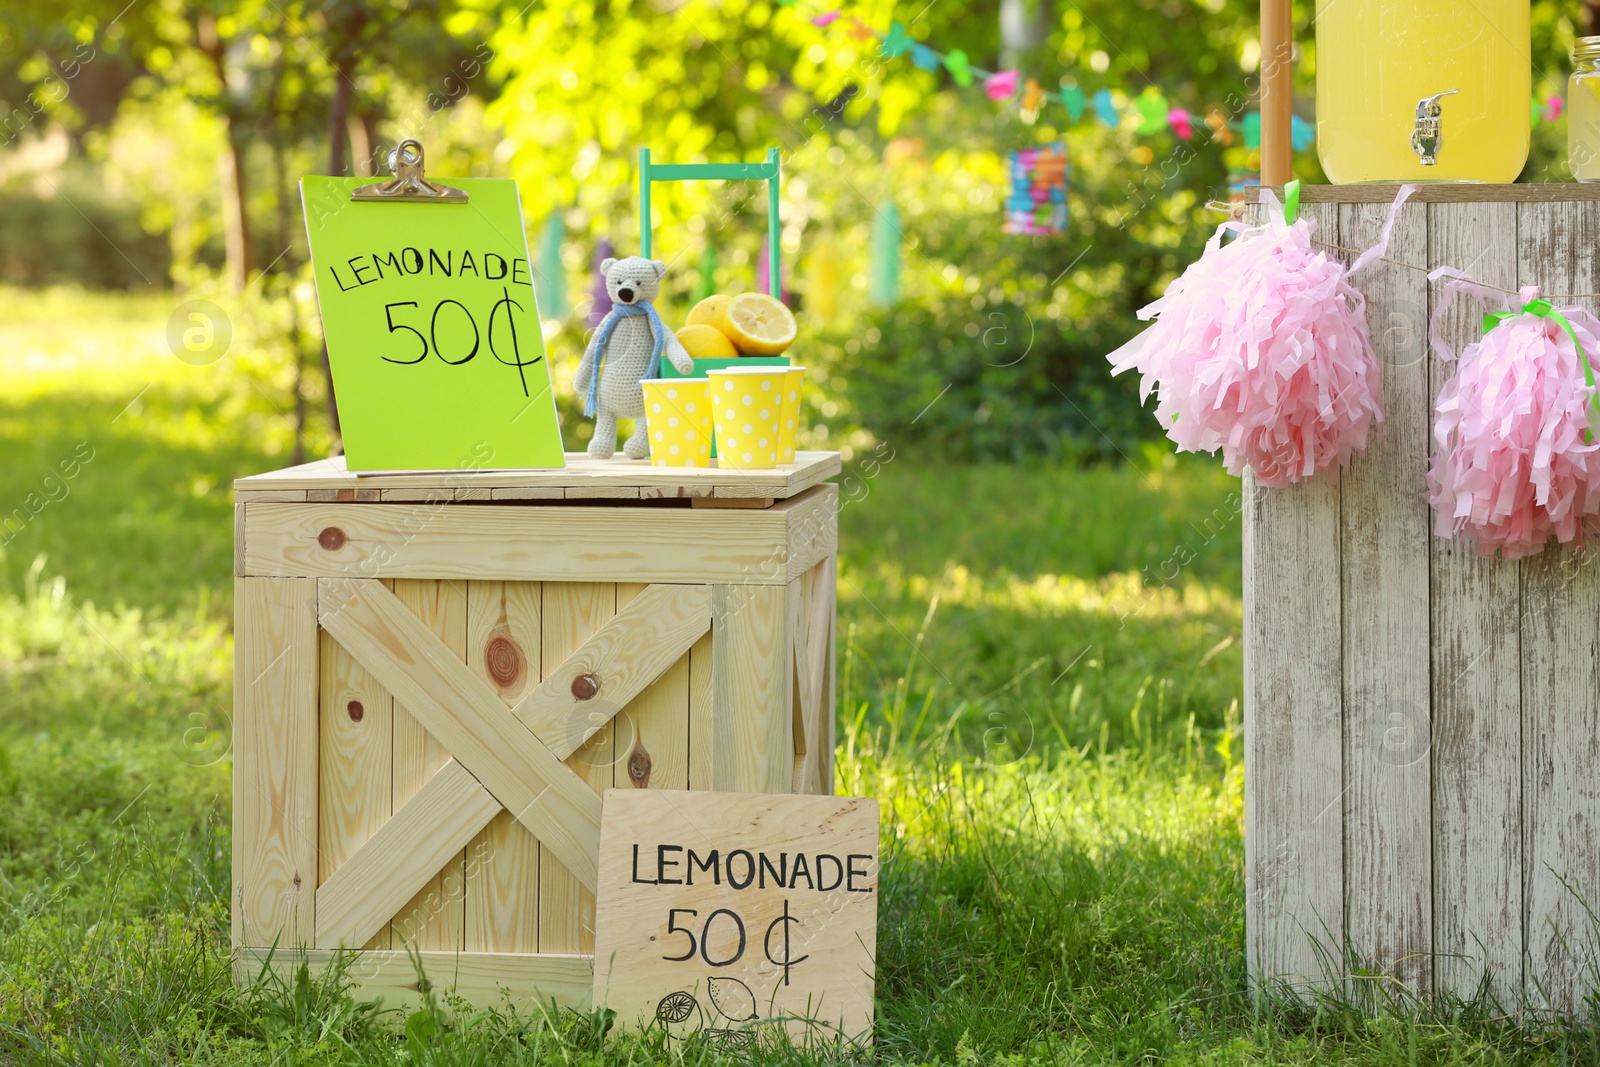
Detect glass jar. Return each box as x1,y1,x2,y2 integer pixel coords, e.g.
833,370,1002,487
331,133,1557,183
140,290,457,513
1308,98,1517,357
1315,0,1530,183
1570,38,1600,181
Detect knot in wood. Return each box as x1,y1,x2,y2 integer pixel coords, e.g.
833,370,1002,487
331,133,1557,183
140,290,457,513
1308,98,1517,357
628,747,652,786
570,672,601,700
347,700,364,722
484,635,524,689
317,526,347,551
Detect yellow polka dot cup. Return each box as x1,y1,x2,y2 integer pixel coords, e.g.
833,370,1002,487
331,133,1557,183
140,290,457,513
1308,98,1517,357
779,366,805,464
639,378,713,467
708,367,788,469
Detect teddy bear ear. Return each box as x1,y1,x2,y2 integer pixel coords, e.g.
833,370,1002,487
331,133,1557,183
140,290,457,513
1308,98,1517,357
650,260,667,278
601,257,617,272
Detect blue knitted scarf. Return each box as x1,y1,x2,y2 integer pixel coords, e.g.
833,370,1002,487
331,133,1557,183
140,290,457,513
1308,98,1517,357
585,302,667,417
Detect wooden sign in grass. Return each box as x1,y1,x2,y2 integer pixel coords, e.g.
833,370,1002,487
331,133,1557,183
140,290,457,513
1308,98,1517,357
592,789,878,1050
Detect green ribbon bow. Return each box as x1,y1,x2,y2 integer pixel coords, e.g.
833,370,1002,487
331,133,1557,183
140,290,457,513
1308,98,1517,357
1484,297,1600,442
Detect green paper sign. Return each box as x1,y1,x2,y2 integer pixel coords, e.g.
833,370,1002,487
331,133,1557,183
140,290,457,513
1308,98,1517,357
301,176,565,472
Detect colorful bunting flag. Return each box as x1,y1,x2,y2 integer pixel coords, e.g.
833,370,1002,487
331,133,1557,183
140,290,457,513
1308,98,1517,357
1092,88,1119,128
1289,114,1314,151
984,69,1020,101
1060,85,1086,122
870,202,902,305
881,21,912,58
944,49,973,87
1135,89,1168,135
1021,78,1044,114
589,238,614,326
798,2,1349,157
536,213,567,319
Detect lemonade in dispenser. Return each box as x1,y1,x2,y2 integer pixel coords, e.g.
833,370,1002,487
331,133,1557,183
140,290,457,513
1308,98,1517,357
1314,0,1530,183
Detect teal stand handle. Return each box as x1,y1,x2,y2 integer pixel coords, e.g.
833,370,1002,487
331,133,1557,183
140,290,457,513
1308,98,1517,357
640,147,781,297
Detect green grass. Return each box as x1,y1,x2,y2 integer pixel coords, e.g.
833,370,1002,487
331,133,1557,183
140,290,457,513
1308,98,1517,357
2,287,1600,1064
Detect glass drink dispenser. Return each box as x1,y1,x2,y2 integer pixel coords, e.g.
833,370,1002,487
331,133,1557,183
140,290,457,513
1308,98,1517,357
1314,0,1530,183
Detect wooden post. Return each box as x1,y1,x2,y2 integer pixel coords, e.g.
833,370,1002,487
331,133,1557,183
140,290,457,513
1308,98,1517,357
1260,0,1293,185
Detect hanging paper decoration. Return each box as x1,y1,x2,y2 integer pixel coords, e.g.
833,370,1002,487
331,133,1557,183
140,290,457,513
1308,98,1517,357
1205,109,1234,146
1135,90,1168,135
757,233,788,303
1020,78,1044,119
1004,143,1069,236
807,234,842,322
589,238,614,326
536,213,568,319
880,21,912,57
943,49,973,87
1107,184,1415,487
1092,89,1119,128
1290,114,1315,152
798,3,1337,152
984,69,1020,101
1427,279,1600,559
870,202,901,306
1060,86,1086,122
1242,111,1262,149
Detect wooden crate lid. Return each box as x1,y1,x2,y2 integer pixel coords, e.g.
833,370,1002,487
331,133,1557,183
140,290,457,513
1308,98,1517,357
1247,183,1600,205
234,451,841,502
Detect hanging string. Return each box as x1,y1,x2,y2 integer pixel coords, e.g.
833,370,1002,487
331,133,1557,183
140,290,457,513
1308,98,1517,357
1203,200,1600,302
1307,237,1600,302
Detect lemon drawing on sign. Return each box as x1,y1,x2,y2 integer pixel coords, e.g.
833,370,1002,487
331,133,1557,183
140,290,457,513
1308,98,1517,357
655,990,699,1025
707,976,758,1021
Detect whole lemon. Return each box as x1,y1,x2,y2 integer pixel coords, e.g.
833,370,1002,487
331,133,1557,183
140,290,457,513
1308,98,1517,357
686,294,734,329
676,323,739,360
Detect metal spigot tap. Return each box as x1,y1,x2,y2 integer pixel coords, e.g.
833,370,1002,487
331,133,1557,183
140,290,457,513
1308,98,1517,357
1411,89,1460,166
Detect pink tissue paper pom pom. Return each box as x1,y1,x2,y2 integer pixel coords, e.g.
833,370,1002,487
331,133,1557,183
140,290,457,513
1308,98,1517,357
1107,197,1385,487
1427,287,1600,559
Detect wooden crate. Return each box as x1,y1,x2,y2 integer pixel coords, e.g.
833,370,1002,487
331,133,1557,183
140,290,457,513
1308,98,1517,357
1246,185,1600,1011
231,452,840,1012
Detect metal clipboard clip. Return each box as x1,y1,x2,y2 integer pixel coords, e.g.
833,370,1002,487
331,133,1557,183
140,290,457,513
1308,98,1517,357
351,139,467,203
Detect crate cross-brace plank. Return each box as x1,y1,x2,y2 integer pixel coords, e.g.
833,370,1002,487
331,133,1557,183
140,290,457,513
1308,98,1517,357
232,453,840,1012
1245,184,1600,1014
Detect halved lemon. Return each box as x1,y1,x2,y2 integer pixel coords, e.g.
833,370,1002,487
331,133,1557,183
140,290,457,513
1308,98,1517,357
686,294,734,329
718,293,796,356
676,323,739,360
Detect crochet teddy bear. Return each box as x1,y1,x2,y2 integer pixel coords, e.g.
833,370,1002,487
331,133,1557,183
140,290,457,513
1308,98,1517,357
575,256,694,459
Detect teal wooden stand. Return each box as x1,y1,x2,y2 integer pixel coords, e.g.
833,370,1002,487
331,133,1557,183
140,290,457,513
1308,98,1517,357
639,147,782,297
